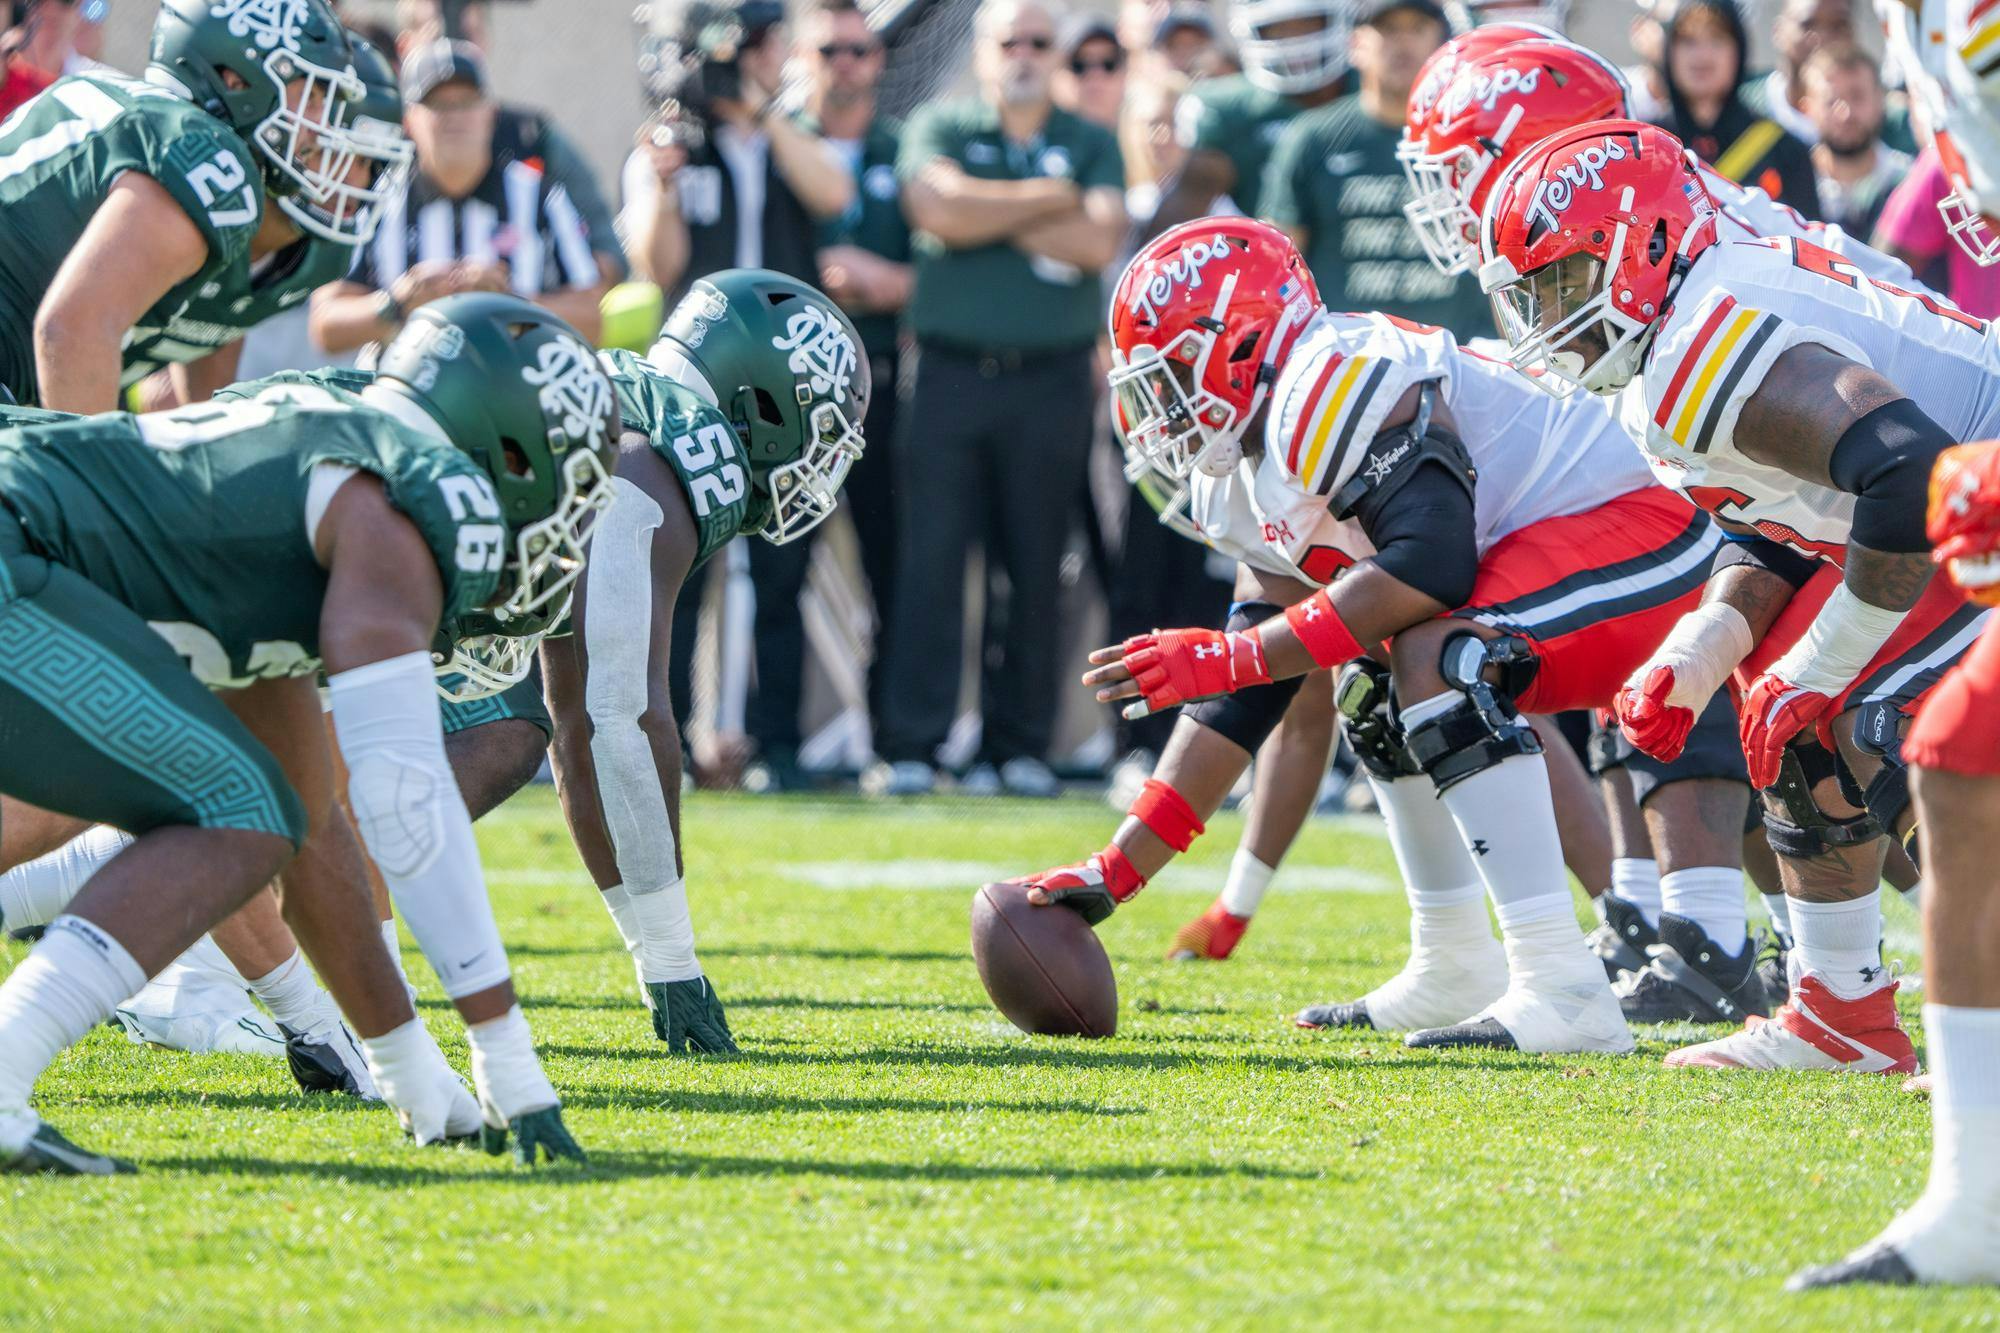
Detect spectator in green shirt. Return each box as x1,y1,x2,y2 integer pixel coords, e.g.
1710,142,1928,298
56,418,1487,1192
1261,0,1488,339
876,0,1126,798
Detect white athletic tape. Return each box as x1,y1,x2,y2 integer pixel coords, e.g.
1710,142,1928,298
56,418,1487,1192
1626,601,1755,710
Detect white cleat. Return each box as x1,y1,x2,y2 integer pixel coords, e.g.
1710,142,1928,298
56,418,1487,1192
114,1004,288,1056
1664,975,1917,1075
1296,938,1508,1032
1406,978,1636,1054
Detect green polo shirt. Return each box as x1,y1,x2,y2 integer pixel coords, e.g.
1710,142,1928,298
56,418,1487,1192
1174,73,1306,218
1262,94,1491,342
899,98,1123,354
803,112,910,357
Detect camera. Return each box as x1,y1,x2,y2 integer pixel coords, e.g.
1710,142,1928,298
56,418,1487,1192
635,0,784,149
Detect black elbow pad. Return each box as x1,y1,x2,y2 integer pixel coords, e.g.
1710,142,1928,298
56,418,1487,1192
1827,397,1953,554
1357,462,1480,607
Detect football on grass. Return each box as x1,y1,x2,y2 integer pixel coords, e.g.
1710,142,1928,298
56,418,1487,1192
970,881,1118,1037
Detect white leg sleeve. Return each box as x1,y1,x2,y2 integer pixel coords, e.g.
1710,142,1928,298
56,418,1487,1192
582,477,700,983
330,651,510,1001
0,827,133,934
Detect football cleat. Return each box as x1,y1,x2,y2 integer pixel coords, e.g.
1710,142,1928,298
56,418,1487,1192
1787,1244,1919,1290
1586,893,1656,980
0,1111,133,1176
1407,978,1636,1054
648,977,738,1053
482,1105,587,1166
113,1005,288,1057
280,1021,379,1099
1755,927,1791,1008
1663,974,1917,1074
1614,913,1769,1025
1167,899,1252,961
1298,935,1507,1031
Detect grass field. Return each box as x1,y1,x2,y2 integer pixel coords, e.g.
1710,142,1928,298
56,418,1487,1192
2,789,1991,1329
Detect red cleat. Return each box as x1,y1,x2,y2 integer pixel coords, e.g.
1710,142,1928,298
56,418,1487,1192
1166,899,1251,961
1663,974,1918,1075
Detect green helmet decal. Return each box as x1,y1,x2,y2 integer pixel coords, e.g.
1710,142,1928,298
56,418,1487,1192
648,268,870,544
148,0,372,243
376,293,621,651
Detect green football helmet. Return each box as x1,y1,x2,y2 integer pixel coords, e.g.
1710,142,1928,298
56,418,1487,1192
374,294,622,697
147,0,369,243
646,269,869,544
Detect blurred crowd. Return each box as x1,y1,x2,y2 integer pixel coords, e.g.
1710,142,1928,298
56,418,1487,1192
14,0,1984,797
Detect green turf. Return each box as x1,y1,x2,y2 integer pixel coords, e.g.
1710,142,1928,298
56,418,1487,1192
2,790,1988,1329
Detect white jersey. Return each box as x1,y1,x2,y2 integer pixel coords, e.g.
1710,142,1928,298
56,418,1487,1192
1698,163,1915,285
1182,463,1307,580
1234,309,1653,587
1634,236,2000,563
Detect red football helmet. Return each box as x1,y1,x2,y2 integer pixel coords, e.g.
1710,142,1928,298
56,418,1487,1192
1402,39,1628,276
1929,442,2000,607
1477,119,1717,396
1108,217,1321,490
1404,21,1564,138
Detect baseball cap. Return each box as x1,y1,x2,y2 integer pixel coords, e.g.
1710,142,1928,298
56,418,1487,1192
400,38,490,104
1059,13,1119,59
1359,0,1449,25
1153,6,1215,47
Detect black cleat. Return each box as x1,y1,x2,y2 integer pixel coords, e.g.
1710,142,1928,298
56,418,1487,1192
1756,928,1791,1008
279,1023,373,1098
1614,913,1769,1025
1405,1017,1518,1050
1294,1000,1377,1030
1587,894,1656,980
1787,1244,1919,1291
1,1120,134,1176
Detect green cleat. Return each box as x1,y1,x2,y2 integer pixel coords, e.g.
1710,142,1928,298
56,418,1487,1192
481,1105,586,1166
0,1117,134,1176
647,977,738,1053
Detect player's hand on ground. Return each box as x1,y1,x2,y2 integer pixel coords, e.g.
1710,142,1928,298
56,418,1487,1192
1739,673,1835,789
481,1104,588,1167
1022,853,1142,926
647,977,739,1054
1614,665,1695,762
1083,628,1270,721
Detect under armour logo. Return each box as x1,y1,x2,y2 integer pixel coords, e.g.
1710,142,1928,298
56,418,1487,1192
1302,602,1322,620
1470,839,1490,856
1194,644,1223,659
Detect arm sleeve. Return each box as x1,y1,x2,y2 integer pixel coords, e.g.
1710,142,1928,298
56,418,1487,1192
1825,396,1953,553
1350,461,1479,608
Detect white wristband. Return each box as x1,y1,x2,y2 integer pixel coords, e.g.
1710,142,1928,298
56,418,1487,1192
1768,582,1909,696
1627,602,1755,710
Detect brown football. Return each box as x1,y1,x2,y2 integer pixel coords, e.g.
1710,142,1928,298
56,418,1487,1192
970,881,1118,1037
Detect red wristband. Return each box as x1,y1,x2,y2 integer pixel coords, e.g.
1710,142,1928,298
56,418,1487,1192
1129,777,1206,853
1095,844,1146,902
1281,591,1366,669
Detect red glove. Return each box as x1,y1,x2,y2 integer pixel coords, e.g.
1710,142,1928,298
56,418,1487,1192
1022,848,1145,925
1614,665,1696,762
1929,442,2000,607
1738,673,1836,789
1115,627,1271,718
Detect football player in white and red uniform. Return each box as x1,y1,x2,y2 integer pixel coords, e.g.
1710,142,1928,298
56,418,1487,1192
1479,118,1999,1077
1031,217,1730,1055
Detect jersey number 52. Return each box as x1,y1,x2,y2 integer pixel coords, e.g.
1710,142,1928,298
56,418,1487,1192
673,423,749,518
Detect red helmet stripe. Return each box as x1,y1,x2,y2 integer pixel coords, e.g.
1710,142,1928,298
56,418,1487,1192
1284,351,1347,474
1650,295,1735,430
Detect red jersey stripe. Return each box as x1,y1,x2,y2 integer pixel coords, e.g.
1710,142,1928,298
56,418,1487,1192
1652,295,1737,430
1284,353,1345,475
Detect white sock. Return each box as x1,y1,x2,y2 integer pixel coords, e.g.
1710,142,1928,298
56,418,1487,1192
246,951,332,1034
627,879,701,983
1371,773,1494,950
599,885,648,989
1882,1005,2000,1281
1611,857,1662,926
1788,890,1885,998
1761,892,1793,946
1492,893,1609,991
1659,866,1748,947
1219,848,1276,917
0,916,146,1109
0,827,132,934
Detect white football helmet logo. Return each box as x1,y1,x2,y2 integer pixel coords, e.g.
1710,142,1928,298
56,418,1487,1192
772,304,858,406
522,335,614,454
209,0,311,51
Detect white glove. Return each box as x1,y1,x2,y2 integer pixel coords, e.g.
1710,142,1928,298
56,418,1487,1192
362,1019,482,1146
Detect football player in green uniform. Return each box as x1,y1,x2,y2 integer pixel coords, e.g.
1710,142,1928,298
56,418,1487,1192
0,293,620,1174
0,0,398,411
1139,0,1353,240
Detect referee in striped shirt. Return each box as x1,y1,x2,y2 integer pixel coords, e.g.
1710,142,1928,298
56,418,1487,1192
311,40,623,355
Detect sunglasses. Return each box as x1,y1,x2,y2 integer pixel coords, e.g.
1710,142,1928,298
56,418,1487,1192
999,35,1054,53
818,41,877,59
1070,56,1123,75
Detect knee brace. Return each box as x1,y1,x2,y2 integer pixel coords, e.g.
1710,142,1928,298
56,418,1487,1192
1334,659,1418,781
1760,744,1883,860
1183,601,1305,753
1403,633,1543,792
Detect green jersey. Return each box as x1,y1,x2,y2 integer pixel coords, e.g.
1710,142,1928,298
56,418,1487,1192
601,348,755,567
0,382,504,688
1261,96,1491,342
0,74,264,405
122,235,355,386
1175,75,1302,217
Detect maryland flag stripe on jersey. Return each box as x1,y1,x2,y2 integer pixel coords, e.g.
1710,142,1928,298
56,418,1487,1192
1965,0,2000,79
1285,354,1390,496
1650,296,1781,455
